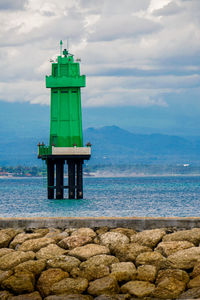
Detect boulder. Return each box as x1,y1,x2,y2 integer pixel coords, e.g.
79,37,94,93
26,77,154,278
45,295,93,300
10,233,46,249
33,228,50,235
155,240,195,256
36,244,67,260
121,280,155,297
45,231,69,243
0,251,35,270
152,277,186,298
14,259,46,276
58,235,93,250
156,269,189,285
1,271,35,294
95,227,109,236
8,291,42,300
177,287,200,299
113,242,152,262
93,295,130,300
47,255,80,272
0,248,14,257
0,232,13,248
191,261,200,278
165,247,200,269
80,257,110,281
80,255,119,268
110,228,137,238
110,262,137,282
136,251,166,268
37,268,69,297
162,228,200,246
68,244,110,260
188,275,200,288
18,237,56,252
87,276,119,296
51,277,88,295
99,232,129,252
0,290,13,299
152,269,189,298
0,270,13,283
130,229,166,248
1,228,22,239
136,265,157,282
71,228,96,239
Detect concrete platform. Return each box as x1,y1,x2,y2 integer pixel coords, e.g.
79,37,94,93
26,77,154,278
0,217,200,230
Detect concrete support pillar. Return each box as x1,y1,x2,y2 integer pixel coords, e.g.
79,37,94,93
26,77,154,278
76,160,83,199
47,159,54,199
56,160,64,199
68,160,75,199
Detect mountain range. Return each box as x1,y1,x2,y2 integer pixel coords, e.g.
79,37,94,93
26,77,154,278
0,101,200,166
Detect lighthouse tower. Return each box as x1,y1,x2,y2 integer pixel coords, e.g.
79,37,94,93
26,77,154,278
38,41,91,199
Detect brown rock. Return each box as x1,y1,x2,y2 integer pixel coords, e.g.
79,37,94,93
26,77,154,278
51,277,88,295
113,242,152,262
80,254,119,268
37,268,69,297
0,232,13,248
36,244,67,260
71,228,96,239
1,271,35,294
163,228,200,246
8,291,42,300
0,290,13,299
79,262,109,281
45,295,93,300
33,228,49,235
0,270,13,283
121,280,155,297
1,228,22,239
130,229,166,248
93,296,130,300
165,247,200,269
155,240,195,256
110,262,136,282
191,261,200,278
10,233,45,249
47,255,80,272
68,244,110,260
0,248,14,257
156,269,189,285
99,232,129,252
152,277,186,298
136,265,157,282
0,251,35,270
58,235,93,250
188,275,200,288
177,287,200,299
96,227,108,236
45,231,69,243
110,228,137,238
18,237,56,252
14,259,46,276
87,276,119,296
136,251,166,268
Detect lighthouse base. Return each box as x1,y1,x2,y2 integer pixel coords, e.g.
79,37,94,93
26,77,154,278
44,154,90,200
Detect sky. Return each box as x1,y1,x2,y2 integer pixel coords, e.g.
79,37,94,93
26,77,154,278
0,0,200,135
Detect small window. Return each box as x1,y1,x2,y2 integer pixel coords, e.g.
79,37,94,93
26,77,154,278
72,91,77,93
53,91,58,94
61,91,68,93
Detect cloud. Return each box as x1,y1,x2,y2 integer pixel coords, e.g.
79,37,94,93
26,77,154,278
0,0,199,112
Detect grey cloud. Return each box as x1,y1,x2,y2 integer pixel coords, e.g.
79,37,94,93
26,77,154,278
0,0,27,10
153,2,183,16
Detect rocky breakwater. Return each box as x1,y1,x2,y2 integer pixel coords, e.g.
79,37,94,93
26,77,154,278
1,227,200,299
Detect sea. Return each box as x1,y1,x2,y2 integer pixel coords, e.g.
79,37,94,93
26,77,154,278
0,175,200,217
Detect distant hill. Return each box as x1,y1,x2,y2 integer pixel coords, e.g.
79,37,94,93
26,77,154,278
0,101,200,166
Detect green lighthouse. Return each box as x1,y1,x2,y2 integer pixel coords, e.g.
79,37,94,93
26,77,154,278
38,41,91,199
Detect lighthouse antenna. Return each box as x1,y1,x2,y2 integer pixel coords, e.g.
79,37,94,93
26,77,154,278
60,40,63,56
